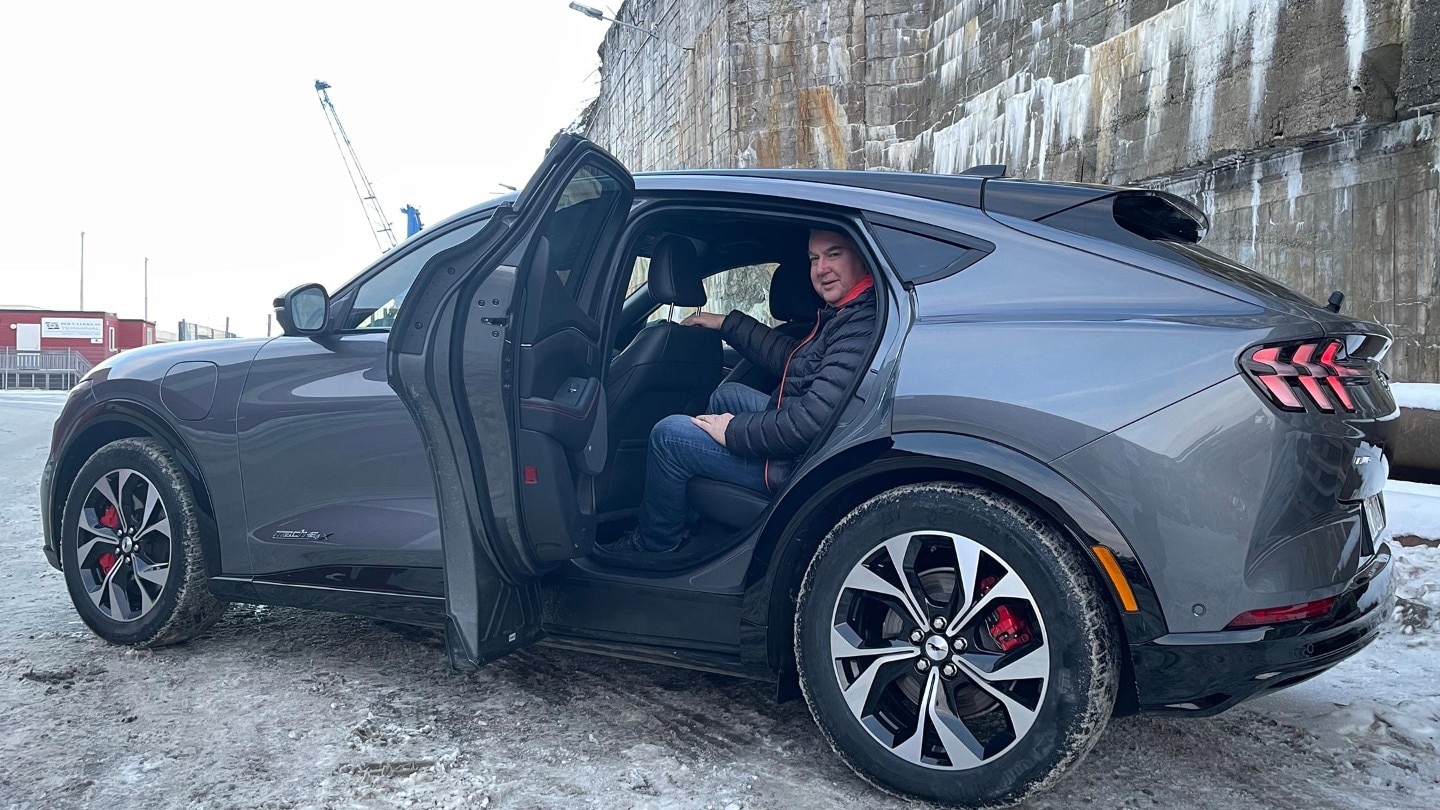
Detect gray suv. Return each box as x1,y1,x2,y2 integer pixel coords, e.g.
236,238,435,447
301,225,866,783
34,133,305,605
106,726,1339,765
40,136,1397,807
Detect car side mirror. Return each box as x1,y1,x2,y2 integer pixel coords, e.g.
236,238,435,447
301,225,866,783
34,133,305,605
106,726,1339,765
274,283,330,336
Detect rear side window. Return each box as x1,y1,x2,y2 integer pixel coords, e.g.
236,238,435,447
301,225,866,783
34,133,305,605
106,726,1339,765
870,223,987,285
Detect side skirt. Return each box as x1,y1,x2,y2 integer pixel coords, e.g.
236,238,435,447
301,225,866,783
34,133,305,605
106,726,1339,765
208,576,447,628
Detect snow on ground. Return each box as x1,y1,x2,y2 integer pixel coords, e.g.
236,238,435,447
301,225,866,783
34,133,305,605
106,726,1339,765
1388,481,1440,543
1,391,1438,809
1393,383,1440,412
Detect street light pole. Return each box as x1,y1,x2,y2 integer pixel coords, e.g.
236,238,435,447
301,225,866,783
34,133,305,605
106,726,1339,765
567,2,691,49
79,231,85,310
143,257,149,322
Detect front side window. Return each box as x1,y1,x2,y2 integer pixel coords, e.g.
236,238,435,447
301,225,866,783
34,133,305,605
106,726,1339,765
348,217,490,330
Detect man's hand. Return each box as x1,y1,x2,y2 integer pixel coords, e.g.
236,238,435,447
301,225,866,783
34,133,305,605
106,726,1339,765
691,412,733,446
681,311,725,330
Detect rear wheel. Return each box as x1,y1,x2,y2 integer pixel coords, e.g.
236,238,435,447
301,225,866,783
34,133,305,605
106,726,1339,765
795,483,1119,807
60,438,227,647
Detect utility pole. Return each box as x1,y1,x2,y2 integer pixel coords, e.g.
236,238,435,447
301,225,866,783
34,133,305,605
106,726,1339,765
79,231,85,310
266,314,272,337
225,316,230,339
143,257,149,322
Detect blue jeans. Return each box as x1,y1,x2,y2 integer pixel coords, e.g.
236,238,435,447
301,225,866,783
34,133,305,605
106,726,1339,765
636,382,772,551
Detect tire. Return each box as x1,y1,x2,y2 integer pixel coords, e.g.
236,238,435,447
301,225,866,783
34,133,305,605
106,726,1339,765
795,483,1119,808
59,438,227,648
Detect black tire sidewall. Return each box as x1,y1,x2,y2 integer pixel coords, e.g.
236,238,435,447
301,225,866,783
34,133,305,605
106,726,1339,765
59,439,201,646
796,484,1117,807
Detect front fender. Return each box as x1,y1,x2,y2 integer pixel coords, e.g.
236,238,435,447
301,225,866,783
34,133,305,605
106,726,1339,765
46,396,233,580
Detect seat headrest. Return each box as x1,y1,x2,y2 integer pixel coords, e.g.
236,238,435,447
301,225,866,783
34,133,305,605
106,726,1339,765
648,236,706,307
769,258,823,322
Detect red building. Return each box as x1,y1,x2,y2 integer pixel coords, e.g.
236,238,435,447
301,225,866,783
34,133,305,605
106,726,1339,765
1,306,155,389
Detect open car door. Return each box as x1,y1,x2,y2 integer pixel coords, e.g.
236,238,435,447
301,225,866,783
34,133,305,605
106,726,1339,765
387,135,634,669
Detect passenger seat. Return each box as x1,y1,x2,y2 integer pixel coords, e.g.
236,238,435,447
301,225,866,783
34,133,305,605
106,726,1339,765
598,236,723,515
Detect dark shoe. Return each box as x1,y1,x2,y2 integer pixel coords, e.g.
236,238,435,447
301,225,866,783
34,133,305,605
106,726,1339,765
597,529,689,554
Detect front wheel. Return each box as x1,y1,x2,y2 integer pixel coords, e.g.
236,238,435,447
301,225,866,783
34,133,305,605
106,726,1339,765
795,483,1119,807
59,438,227,647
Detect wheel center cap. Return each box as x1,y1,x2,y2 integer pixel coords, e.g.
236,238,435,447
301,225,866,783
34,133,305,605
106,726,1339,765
120,537,133,553
924,635,948,661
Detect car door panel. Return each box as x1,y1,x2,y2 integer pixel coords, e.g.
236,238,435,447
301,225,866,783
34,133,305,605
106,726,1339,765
388,135,634,669
236,333,440,578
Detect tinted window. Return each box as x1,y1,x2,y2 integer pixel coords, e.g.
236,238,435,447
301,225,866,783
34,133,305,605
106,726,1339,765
535,165,627,295
872,225,977,284
348,217,490,330
1160,241,1322,308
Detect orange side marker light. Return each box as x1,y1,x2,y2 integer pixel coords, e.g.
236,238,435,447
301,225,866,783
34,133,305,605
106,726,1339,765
1091,545,1139,613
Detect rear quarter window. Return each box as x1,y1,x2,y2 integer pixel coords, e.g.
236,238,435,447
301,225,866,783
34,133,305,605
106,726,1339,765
870,222,989,285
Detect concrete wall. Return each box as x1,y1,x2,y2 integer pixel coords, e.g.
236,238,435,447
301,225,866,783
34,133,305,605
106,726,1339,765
583,0,1440,381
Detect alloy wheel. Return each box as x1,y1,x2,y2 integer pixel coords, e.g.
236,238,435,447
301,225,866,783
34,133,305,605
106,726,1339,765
74,468,173,622
828,530,1050,770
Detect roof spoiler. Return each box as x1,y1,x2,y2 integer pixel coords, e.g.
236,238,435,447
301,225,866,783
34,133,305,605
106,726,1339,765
982,179,1209,244
1105,191,1210,244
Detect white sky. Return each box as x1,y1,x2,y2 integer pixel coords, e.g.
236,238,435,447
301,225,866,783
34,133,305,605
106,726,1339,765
0,1,611,338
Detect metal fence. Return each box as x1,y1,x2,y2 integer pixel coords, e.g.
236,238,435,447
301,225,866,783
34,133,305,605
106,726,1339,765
0,348,94,390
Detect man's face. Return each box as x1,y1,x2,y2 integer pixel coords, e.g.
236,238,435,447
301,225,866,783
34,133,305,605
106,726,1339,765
808,230,869,306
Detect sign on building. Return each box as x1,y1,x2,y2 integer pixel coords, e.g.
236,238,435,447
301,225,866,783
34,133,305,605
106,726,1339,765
41,317,104,341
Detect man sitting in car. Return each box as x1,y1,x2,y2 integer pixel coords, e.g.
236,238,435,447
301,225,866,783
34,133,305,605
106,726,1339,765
607,228,878,553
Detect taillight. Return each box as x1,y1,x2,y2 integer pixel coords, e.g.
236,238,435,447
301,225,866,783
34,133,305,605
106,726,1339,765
1242,339,1367,413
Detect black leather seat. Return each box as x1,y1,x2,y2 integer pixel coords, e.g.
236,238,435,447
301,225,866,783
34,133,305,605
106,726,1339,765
598,236,723,514
688,476,771,530
690,258,824,530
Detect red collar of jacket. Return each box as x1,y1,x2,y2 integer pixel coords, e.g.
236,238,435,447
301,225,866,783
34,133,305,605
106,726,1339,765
833,275,874,309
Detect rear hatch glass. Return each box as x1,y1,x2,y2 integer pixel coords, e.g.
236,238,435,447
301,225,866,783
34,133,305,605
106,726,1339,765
1157,241,1324,310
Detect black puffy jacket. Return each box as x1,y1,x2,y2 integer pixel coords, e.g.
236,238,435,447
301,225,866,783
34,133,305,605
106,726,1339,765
720,282,877,491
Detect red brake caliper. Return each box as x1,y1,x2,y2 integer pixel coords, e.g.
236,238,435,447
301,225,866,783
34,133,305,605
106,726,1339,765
98,505,120,574
978,575,1032,653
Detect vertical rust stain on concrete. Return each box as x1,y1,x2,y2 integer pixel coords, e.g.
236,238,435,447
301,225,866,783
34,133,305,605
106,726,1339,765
797,86,848,169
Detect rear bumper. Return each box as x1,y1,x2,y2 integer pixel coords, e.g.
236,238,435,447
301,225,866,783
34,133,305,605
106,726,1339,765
1132,542,1394,715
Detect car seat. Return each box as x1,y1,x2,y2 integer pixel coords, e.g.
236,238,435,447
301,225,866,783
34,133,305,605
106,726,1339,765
599,235,723,515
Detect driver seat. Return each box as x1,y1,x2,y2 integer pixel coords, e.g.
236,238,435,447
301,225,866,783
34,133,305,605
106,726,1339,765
598,235,723,515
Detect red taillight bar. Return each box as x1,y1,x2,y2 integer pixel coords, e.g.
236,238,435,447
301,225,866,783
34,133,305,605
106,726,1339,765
1226,596,1336,628
1243,339,1366,413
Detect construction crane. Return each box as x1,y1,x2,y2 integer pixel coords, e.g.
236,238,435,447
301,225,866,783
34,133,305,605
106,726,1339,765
314,80,406,251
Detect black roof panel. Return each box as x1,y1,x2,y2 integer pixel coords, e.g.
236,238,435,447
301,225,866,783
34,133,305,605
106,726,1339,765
646,169,985,209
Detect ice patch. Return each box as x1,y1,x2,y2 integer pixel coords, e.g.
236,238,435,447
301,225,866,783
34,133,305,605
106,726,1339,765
1322,697,1440,754
1247,3,1279,129
1393,382,1440,411
1386,480,1440,543
1343,0,1368,85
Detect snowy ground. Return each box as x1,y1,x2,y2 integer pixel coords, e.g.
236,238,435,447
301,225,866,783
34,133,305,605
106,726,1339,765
1,391,1437,810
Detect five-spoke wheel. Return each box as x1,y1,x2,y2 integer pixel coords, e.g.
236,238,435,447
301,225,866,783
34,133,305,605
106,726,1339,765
74,467,173,623
830,530,1049,770
797,483,1119,808
61,438,227,647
